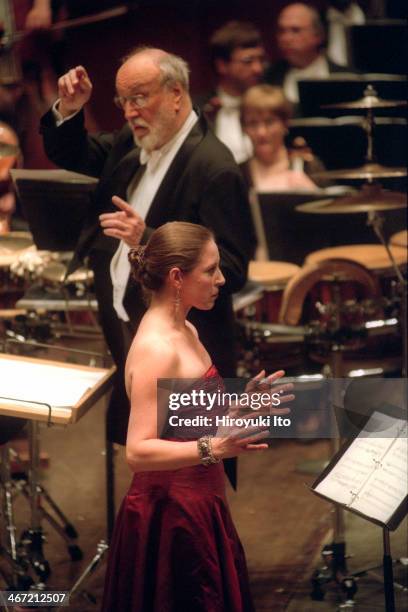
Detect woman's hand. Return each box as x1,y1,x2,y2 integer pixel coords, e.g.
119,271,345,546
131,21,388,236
229,369,294,418
211,429,270,459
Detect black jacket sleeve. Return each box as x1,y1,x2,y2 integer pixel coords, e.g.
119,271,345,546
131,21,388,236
40,108,116,178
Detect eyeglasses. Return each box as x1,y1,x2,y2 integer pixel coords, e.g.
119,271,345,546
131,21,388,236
113,93,149,110
230,55,268,66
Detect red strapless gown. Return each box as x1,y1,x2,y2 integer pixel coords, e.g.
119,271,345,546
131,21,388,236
101,365,255,612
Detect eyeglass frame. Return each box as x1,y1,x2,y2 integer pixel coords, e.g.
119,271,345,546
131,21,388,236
113,76,173,110
229,53,268,67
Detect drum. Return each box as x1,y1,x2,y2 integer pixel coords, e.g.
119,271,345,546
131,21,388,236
305,244,407,301
38,261,96,326
279,256,401,369
390,230,407,249
41,261,94,296
248,261,301,323
280,257,383,329
0,232,33,308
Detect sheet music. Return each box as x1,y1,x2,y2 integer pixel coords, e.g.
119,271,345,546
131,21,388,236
315,412,408,525
0,358,105,408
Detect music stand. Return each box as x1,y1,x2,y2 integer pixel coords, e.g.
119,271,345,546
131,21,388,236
0,353,115,594
349,21,407,75
311,384,407,611
10,169,98,251
250,190,393,265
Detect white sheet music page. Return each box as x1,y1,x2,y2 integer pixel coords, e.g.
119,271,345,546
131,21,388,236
315,412,408,525
0,358,105,408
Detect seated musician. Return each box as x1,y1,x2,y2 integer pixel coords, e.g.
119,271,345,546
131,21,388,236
239,84,319,192
0,121,21,233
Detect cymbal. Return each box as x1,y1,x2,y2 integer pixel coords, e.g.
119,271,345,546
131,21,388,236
322,84,407,110
296,186,406,214
313,163,407,181
0,232,34,265
41,261,93,284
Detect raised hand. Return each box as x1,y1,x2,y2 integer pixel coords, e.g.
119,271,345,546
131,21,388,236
57,66,93,118
99,196,146,247
231,369,294,418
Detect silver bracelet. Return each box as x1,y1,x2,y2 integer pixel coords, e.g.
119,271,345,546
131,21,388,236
197,435,220,466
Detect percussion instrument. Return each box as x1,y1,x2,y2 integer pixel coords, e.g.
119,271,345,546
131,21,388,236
248,261,300,323
40,261,94,297
390,230,407,249
279,258,384,329
322,85,407,110
296,184,406,214
0,231,33,307
312,163,406,181
304,244,407,301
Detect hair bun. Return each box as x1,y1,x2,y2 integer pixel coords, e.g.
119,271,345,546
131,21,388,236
128,245,146,269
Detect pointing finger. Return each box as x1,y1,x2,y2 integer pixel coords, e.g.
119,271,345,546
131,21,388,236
112,195,135,216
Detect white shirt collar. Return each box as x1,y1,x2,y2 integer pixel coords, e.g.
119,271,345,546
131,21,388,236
216,88,241,110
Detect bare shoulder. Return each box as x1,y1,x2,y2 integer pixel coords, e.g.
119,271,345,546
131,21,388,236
126,334,180,389
185,320,199,338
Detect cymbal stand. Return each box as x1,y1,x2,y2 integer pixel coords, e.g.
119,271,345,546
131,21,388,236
367,210,407,376
311,287,359,608
0,420,84,590
362,85,376,170
19,420,50,585
0,443,31,590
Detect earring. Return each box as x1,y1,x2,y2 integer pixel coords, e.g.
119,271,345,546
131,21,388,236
174,286,181,316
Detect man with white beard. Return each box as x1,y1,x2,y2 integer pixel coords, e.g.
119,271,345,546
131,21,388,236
40,48,254,485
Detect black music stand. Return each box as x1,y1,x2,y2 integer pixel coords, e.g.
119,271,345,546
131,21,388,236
252,190,394,265
10,169,98,251
349,21,407,75
311,384,407,611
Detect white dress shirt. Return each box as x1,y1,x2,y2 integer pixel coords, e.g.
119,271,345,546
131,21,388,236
283,55,330,104
327,4,365,67
214,90,253,164
110,110,198,321
52,102,198,321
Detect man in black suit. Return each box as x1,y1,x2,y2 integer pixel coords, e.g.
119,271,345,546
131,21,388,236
198,21,266,163
265,2,350,107
40,48,255,456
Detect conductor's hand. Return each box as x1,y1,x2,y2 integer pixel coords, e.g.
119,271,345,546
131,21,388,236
99,196,146,248
25,4,52,31
57,66,92,118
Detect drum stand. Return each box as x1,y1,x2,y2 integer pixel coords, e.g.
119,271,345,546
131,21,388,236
367,209,407,377
310,344,359,609
0,421,84,590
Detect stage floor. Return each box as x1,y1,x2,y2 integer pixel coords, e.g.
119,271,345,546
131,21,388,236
2,393,407,611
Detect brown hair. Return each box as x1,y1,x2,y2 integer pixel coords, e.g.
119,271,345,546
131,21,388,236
209,21,263,64
240,85,293,125
128,222,214,292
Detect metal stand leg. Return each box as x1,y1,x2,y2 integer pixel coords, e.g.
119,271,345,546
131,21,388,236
383,528,396,612
21,421,50,583
68,539,109,603
0,444,19,585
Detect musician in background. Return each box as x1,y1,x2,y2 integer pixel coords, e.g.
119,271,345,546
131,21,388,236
198,21,267,163
326,0,366,67
0,121,21,233
265,3,350,108
239,85,319,192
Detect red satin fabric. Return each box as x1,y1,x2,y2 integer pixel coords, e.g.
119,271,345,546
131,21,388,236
102,366,255,612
